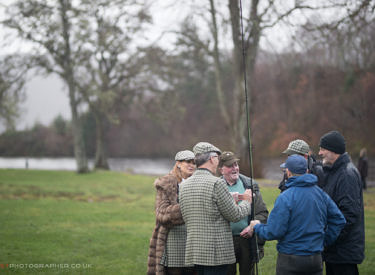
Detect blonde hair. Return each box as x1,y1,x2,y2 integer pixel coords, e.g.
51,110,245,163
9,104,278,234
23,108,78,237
172,162,184,182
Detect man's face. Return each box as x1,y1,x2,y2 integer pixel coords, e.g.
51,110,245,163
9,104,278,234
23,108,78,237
210,154,219,170
220,162,240,184
319,147,338,166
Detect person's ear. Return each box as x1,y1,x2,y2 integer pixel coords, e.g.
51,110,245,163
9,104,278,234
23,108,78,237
286,168,291,178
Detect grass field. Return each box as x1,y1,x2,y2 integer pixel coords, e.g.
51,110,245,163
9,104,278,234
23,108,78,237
0,169,374,274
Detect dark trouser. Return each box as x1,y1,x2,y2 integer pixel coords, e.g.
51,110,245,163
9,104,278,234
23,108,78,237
276,252,323,275
166,266,197,275
361,176,367,190
195,265,228,275
325,262,359,275
227,235,254,275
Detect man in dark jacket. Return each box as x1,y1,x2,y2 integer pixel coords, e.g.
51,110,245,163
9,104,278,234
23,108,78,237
247,154,346,275
319,130,365,275
218,152,269,275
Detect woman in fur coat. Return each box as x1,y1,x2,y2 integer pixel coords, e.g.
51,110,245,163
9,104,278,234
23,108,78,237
147,150,197,275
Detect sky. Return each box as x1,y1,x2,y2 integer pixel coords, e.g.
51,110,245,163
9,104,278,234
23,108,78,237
19,75,70,129
4,1,296,131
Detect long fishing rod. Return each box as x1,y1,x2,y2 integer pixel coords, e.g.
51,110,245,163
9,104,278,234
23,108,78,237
238,0,260,274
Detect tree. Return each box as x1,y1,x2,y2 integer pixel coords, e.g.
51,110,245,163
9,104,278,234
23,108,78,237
2,0,89,172
2,0,151,171
0,55,28,131
73,0,151,169
294,1,375,71
171,0,375,175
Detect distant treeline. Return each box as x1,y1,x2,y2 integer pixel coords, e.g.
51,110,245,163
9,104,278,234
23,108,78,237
1,47,373,173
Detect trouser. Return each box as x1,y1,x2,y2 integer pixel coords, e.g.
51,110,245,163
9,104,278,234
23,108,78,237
361,176,367,190
325,262,359,275
166,266,197,275
195,264,228,275
276,252,323,275
227,235,254,275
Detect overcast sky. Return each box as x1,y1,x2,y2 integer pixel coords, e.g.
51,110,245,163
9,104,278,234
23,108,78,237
19,75,70,129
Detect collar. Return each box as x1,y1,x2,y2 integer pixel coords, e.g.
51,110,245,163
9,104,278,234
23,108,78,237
197,168,214,175
221,175,240,186
324,152,350,172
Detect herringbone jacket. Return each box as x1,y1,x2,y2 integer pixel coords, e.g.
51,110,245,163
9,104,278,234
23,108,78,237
179,168,252,266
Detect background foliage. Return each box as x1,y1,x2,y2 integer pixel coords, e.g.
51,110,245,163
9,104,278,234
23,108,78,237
1,45,374,176
0,1,374,176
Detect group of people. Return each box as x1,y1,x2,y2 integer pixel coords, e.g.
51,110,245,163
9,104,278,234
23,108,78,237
147,130,365,275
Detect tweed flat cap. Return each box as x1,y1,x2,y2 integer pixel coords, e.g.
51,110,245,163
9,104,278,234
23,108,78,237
175,150,195,161
193,142,222,156
283,139,310,155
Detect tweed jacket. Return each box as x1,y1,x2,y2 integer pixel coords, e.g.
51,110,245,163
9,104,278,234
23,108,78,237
179,168,252,266
147,165,185,275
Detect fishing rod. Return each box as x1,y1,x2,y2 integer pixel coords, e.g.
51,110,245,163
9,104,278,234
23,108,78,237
239,0,260,274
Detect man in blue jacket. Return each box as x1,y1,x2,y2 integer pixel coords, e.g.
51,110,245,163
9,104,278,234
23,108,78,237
319,130,365,275
245,154,346,275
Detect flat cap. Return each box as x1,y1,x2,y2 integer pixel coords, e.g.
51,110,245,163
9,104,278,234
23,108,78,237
219,151,240,167
283,139,310,155
193,142,222,156
175,150,195,161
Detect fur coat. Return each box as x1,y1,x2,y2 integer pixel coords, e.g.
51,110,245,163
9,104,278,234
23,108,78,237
147,165,185,275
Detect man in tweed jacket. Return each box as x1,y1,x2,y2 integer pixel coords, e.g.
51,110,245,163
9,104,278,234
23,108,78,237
179,142,253,274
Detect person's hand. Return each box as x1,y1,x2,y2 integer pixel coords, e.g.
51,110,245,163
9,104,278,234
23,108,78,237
240,225,251,238
242,189,253,203
230,192,239,203
248,220,261,237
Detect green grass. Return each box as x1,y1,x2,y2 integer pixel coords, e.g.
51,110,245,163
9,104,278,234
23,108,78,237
0,169,374,274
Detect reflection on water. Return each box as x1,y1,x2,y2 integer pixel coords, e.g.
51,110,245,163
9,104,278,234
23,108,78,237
0,157,285,179
0,157,174,176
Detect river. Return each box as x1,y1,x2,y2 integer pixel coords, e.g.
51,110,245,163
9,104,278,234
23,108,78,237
0,157,284,179
0,157,174,176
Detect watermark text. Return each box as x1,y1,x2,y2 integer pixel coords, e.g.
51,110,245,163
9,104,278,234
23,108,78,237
1,263,92,270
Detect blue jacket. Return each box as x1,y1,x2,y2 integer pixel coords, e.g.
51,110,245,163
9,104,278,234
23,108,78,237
254,173,346,255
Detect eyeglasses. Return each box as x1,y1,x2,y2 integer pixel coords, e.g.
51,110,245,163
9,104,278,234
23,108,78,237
185,159,195,164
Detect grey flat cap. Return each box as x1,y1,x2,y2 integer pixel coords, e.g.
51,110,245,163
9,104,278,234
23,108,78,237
193,142,222,156
283,139,310,155
175,150,195,161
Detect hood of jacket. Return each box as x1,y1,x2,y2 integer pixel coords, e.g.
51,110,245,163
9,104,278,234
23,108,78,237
285,173,318,188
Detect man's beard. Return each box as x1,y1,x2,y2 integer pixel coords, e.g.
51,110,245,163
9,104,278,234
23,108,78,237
322,158,333,167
